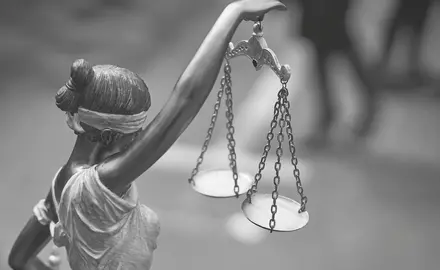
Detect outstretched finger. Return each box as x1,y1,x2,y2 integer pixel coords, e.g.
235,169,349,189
270,1,287,11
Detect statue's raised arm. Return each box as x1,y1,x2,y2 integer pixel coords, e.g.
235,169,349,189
96,0,287,193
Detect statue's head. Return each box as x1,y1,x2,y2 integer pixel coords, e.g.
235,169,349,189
55,59,151,148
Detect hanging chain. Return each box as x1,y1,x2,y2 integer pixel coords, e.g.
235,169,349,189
282,83,308,213
245,92,283,203
268,88,287,232
223,60,240,197
244,80,308,232
188,65,226,184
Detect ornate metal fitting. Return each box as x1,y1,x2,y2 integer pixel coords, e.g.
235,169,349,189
225,22,291,83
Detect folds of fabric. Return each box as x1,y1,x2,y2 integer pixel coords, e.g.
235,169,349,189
54,166,160,270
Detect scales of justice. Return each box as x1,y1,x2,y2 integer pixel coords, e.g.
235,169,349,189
188,20,309,233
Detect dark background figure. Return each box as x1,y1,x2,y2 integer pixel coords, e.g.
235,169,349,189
376,0,436,88
284,0,378,149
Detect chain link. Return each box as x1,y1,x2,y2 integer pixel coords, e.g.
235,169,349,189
246,95,283,203
223,61,240,197
188,61,241,198
268,92,286,232
246,81,308,232
188,65,226,184
244,87,289,232
188,46,308,231
281,83,308,213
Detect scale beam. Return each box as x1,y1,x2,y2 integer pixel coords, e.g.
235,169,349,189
225,22,291,83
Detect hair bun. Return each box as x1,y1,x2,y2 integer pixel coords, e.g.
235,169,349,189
55,59,94,112
69,59,94,94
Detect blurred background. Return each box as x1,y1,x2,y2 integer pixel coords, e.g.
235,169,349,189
1,0,440,269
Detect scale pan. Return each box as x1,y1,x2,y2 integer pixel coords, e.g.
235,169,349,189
242,193,309,232
191,170,254,198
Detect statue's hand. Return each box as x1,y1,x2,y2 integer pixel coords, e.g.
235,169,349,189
33,199,52,225
235,0,287,22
